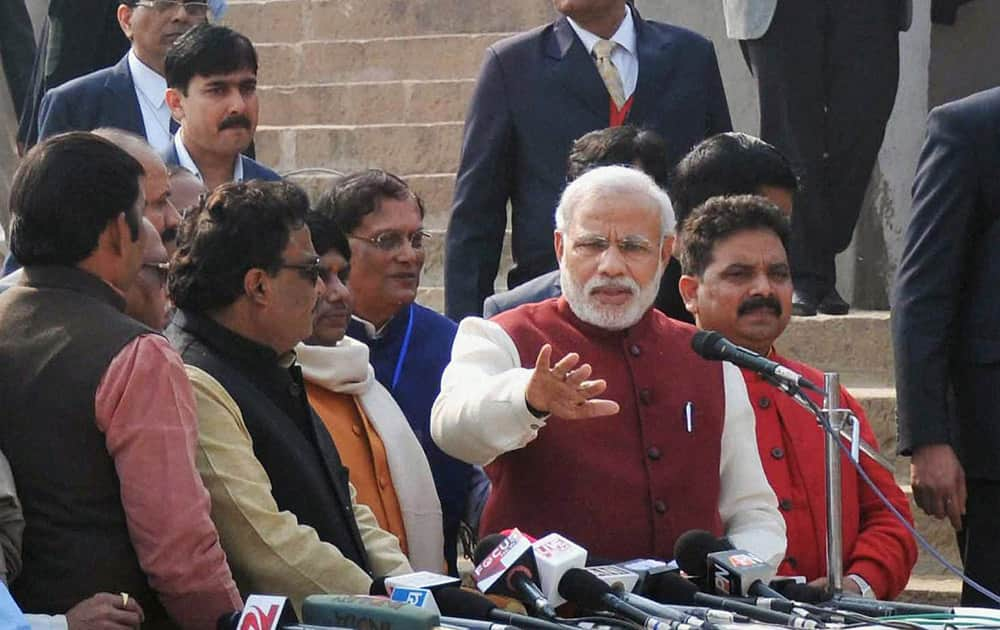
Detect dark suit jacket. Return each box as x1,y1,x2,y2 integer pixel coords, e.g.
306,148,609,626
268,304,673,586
36,54,145,142
444,9,732,320
161,140,282,182
481,258,694,324
893,87,1000,478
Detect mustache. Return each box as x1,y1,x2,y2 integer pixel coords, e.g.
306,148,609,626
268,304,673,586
738,294,783,317
584,276,640,295
219,114,252,131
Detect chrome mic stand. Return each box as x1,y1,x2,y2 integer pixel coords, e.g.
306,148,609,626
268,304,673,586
759,370,893,598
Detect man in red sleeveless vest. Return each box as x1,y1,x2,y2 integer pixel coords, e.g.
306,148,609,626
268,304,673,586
432,166,785,564
677,195,915,599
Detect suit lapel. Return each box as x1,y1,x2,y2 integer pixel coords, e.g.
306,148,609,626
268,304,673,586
626,14,674,125
103,55,146,138
545,16,610,122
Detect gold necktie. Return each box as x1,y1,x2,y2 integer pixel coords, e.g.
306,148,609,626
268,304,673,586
592,39,626,108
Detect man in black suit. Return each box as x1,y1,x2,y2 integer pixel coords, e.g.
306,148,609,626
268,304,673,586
34,0,207,153
893,87,1000,607
445,0,732,321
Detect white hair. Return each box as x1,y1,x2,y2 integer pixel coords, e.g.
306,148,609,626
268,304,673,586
554,164,675,237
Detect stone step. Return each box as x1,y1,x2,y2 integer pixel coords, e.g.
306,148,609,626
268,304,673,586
777,311,894,386
225,0,554,43
259,80,474,126
256,121,464,176
899,575,962,605
255,34,506,85
902,485,963,577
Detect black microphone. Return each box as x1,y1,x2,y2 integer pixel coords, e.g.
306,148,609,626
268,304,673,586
673,530,791,602
691,331,822,393
673,530,731,578
474,533,558,620
655,573,824,629
433,586,566,630
559,567,698,630
778,583,953,617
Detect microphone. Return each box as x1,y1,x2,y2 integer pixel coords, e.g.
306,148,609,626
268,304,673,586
655,573,824,629
301,594,439,630
673,530,784,600
219,595,300,630
691,331,821,393
433,586,567,630
559,567,697,630
473,531,559,619
778,582,954,617
371,572,462,597
529,532,588,607
673,531,731,578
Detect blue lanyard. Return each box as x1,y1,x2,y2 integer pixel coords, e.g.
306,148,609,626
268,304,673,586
390,304,414,391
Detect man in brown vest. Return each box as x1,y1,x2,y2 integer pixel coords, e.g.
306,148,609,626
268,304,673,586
432,165,785,565
0,131,241,629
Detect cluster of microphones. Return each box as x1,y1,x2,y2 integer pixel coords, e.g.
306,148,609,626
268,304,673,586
219,528,957,630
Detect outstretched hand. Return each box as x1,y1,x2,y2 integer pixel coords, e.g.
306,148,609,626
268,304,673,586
524,344,620,419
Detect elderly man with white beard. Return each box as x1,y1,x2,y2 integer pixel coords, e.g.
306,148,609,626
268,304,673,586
432,166,785,565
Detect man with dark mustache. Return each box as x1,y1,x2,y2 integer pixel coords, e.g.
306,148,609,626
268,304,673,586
162,23,278,191
677,195,916,600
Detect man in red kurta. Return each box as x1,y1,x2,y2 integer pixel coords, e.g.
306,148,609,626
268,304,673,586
432,166,786,566
678,195,916,599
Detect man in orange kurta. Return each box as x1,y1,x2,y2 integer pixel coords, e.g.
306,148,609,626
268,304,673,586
296,209,444,573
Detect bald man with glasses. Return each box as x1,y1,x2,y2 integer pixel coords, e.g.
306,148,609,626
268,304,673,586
35,0,209,153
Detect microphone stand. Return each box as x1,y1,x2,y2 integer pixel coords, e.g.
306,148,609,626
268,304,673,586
756,370,894,599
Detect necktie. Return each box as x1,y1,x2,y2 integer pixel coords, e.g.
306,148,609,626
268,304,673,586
169,117,179,135
592,39,626,108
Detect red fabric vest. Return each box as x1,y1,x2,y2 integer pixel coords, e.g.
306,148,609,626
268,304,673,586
485,298,725,561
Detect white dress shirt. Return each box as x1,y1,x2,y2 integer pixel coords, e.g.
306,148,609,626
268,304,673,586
173,131,244,184
565,4,639,100
127,50,173,154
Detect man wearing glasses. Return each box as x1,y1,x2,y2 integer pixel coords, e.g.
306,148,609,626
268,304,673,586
35,0,209,153
319,169,482,576
166,180,412,612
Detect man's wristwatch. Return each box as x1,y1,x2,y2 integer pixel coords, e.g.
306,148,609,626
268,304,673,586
845,574,875,599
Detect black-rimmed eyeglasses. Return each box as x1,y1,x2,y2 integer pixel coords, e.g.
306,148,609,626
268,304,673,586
281,258,324,283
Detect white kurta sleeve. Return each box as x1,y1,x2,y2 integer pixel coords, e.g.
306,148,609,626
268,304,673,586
718,362,787,569
431,317,547,466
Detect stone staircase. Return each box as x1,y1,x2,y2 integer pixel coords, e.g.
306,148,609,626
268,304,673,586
223,0,963,604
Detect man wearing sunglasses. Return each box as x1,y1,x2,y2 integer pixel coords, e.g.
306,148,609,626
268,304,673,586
36,1,209,153
321,169,482,576
167,180,412,612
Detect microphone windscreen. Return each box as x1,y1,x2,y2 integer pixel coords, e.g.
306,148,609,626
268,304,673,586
370,576,389,596
673,530,732,576
776,582,827,603
558,567,612,609
473,533,508,565
691,331,725,360
651,573,700,606
434,587,497,619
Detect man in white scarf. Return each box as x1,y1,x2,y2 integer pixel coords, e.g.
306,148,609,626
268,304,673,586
296,211,444,573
